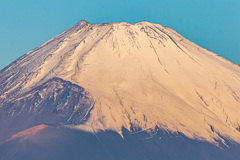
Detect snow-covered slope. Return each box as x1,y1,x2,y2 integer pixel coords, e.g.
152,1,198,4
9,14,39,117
1,20,240,145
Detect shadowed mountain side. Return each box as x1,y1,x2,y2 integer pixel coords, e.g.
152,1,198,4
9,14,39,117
0,126,240,160
0,77,94,143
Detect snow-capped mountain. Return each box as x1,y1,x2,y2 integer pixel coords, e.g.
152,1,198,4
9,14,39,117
1,20,240,160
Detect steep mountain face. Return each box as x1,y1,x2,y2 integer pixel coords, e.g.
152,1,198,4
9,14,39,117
1,20,240,159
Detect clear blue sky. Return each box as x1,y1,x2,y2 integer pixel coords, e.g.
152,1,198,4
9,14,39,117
0,0,239,70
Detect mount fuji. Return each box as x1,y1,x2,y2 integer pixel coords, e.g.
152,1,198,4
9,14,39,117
0,20,240,160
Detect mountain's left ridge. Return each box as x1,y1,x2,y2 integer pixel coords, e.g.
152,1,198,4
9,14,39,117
0,77,94,143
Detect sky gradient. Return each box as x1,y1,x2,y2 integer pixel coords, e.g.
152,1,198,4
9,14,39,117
0,0,239,70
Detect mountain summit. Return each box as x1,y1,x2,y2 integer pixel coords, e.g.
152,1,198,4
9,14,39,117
1,20,240,159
